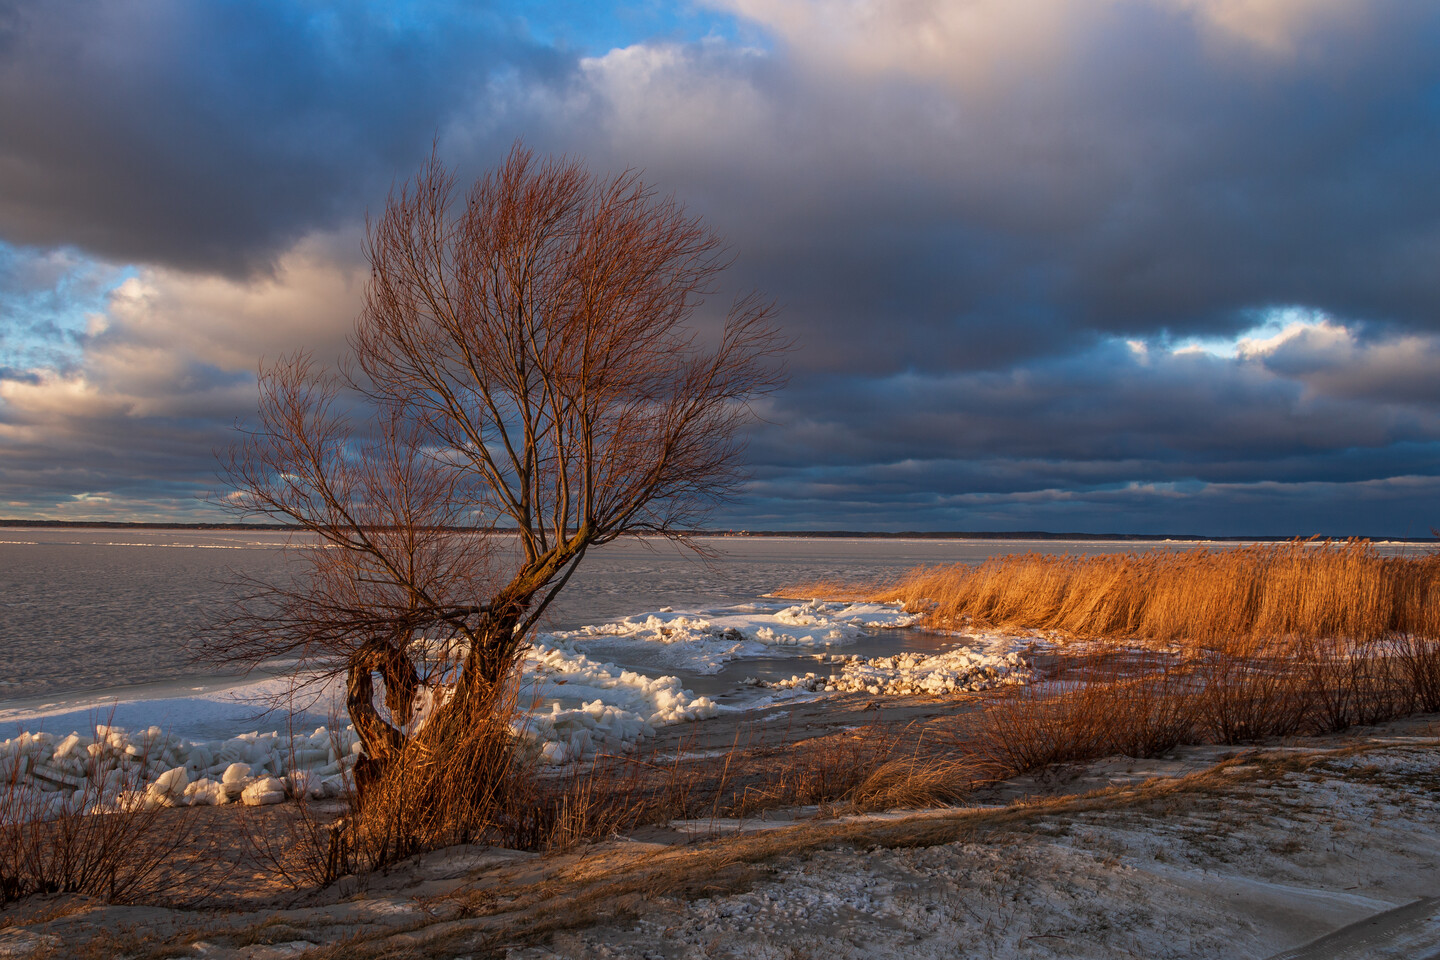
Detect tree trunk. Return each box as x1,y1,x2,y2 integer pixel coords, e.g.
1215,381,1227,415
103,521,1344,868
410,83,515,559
346,640,407,801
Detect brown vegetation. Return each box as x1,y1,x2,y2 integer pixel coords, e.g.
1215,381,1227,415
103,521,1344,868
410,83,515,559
267,717,986,886
0,752,204,906
792,540,1440,649
787,541,1440,774
12,541,1440,921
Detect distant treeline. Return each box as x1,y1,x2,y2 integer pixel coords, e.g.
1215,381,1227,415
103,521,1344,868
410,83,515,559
0,519,1434,541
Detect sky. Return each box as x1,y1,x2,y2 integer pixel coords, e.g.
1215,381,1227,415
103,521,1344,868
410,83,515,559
2,0,1440,536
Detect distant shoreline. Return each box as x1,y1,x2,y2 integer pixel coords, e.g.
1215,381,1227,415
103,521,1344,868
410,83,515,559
0,519,1433,542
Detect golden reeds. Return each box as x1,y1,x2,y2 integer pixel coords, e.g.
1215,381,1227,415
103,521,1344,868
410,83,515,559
817,540,1440,650
791,541,1440,772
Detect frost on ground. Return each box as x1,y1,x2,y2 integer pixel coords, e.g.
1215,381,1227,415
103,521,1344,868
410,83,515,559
508,739,1440,960
2,721,1437,959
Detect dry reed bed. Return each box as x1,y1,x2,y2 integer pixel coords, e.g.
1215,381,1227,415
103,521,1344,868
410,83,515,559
787,541,1440,772
829,539,1440,649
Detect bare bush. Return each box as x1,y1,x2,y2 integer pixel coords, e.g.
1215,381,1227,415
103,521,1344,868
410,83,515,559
966,655,1200,774
0,743,200,905
1193,639,1311,744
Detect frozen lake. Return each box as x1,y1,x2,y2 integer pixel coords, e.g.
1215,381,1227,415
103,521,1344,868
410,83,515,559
0,528,1181,701
4,527,1421,740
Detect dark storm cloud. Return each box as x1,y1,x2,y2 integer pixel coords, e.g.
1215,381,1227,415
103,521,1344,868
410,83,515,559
728,472,1440,537
0,1,567,274
553,1,1440,380
725,322,1440,533
0,408,231,520
757,339,1440,470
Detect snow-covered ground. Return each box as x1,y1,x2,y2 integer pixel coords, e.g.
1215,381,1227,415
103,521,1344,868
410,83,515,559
1,600,1033,810
502,735,1440,960
5,723,1434,959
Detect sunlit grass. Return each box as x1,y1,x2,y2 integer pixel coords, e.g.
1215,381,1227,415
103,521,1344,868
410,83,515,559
787,539,1440,650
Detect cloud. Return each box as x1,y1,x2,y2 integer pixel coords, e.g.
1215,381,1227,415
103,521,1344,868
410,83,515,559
1242,318,1440,405
4,1,1440,533
715,0,1365,75
728,315,1440,532
0,236,365,516
0,0,566,275
526,0,1440,390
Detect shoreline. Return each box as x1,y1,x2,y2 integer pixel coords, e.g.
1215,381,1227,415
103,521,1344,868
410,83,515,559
3,520,1434,542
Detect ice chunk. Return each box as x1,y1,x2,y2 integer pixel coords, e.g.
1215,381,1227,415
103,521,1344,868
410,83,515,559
222,761,251,784
151,765,190,799
241,777,287,806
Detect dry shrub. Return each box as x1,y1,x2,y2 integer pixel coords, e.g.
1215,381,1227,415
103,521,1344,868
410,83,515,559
0,751,199,905
725,728,897,817
969,658,1197,774
969,682,1106,773
1395,635,1440,713
1295,636,1414,733
325,704,535,877
1103,666,1199,759
258,691,746,882
490,721,990,849
535,743,726,850
1193,639,1312,743
530,724,924,833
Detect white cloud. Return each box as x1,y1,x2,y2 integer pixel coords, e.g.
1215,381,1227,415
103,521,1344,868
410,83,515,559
1235,314,1348,360
1166,0,1362,56
1,232,362,431
711,0,1365,80
98,232,362,375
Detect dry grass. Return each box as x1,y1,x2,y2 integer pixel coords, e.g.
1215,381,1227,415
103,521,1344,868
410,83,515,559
962,632,1440,775
300,702,542,882
245,705,969,882
526,720,990,845
843,753,985,812
12,539,1440,916
964,657,1196,773
721,724,987,818
785,540,1440,770
790,540,1440,651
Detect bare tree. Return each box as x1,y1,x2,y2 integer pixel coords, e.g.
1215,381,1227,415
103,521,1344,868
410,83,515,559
215,144,785,797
